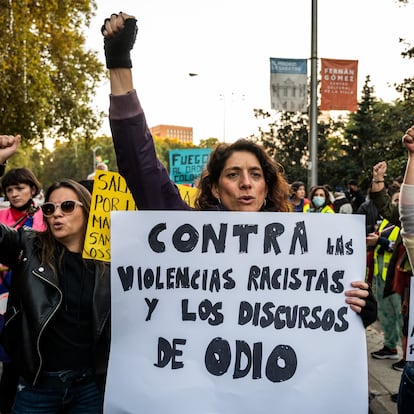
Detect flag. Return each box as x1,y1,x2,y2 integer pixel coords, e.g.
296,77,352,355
320,58,358,111
270,58,307,112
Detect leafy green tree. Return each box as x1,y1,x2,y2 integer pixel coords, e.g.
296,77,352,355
343,76,414,189
153,137,196,172
251,109,309,184
315,116,347,188
251,109,345,187
5,134,208,191
380,99,414,180
5,135,117,190
342,76,385,187
198,137,220,148
0,0,104,149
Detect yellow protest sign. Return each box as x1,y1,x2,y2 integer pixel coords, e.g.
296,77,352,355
83,170,198,262
177,184,198,207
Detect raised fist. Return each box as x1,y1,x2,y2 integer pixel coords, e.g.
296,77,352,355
102,12,138,69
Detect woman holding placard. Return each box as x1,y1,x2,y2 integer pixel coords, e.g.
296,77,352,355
102,13,376,326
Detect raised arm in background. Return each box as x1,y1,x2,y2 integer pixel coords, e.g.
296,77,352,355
370,161,401,225
0,135,19,176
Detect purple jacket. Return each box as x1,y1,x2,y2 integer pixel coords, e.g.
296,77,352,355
109,90,191,211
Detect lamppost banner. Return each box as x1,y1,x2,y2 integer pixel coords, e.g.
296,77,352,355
270,58,307,113
320,58,358,111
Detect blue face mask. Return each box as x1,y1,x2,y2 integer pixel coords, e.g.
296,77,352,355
312,196,325,208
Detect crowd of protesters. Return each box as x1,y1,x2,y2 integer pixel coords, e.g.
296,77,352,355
0,9,411,414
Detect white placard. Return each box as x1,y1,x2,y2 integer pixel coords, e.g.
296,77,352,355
105,211,368,414
406,277,414,362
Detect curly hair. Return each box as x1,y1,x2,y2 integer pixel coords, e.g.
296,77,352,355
194,139,291,212
309,185,332,208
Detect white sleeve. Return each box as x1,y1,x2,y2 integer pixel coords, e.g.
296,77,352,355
400,184,414,269
400,184,414,236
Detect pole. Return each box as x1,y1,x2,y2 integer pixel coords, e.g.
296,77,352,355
92,146,101,171
221,94,226,143
309,0,318,188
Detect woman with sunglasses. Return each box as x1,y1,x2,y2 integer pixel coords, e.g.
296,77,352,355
0,167,45,414
0,145,110,413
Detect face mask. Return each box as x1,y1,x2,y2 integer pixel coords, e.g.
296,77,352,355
312,196,325,208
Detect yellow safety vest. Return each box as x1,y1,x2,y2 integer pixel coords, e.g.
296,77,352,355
373,219,400,281
303,204,335,213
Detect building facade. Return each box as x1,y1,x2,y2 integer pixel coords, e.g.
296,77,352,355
150,124,193,144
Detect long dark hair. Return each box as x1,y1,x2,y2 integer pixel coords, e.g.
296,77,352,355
309,185,332,209
194,139,291,212
36,179,91,272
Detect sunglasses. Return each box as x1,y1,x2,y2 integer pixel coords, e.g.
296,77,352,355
41,200,83,217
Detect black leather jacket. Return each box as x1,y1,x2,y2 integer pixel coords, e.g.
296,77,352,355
0,224,110,389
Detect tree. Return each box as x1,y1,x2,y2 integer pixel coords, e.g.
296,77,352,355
343,76,414,188
314,116,347,188
198,137,220,148
3,134,118,190
4,133,211,190
0,0,104,149
342,76,386,187
251,108,345,187
153,137,196,172
251,109,309,183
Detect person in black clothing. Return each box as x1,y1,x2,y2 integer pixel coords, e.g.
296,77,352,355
347,179,366,212
357,188,382,235
0,135,110,413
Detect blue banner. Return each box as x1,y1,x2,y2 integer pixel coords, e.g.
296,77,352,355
270,58,307,74
169,148,212,185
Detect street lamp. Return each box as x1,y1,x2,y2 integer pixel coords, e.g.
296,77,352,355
220,92,245,143
219,93,228,143
92,146,101,171
188,73,246,143
189,73,230,143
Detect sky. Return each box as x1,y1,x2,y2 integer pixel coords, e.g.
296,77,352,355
86,0,414,143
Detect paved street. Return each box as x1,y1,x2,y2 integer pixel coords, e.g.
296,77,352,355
367,322,402,414
0,321,404,413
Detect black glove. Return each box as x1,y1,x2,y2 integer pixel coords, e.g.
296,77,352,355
359,287,377,328
102,16,138,69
